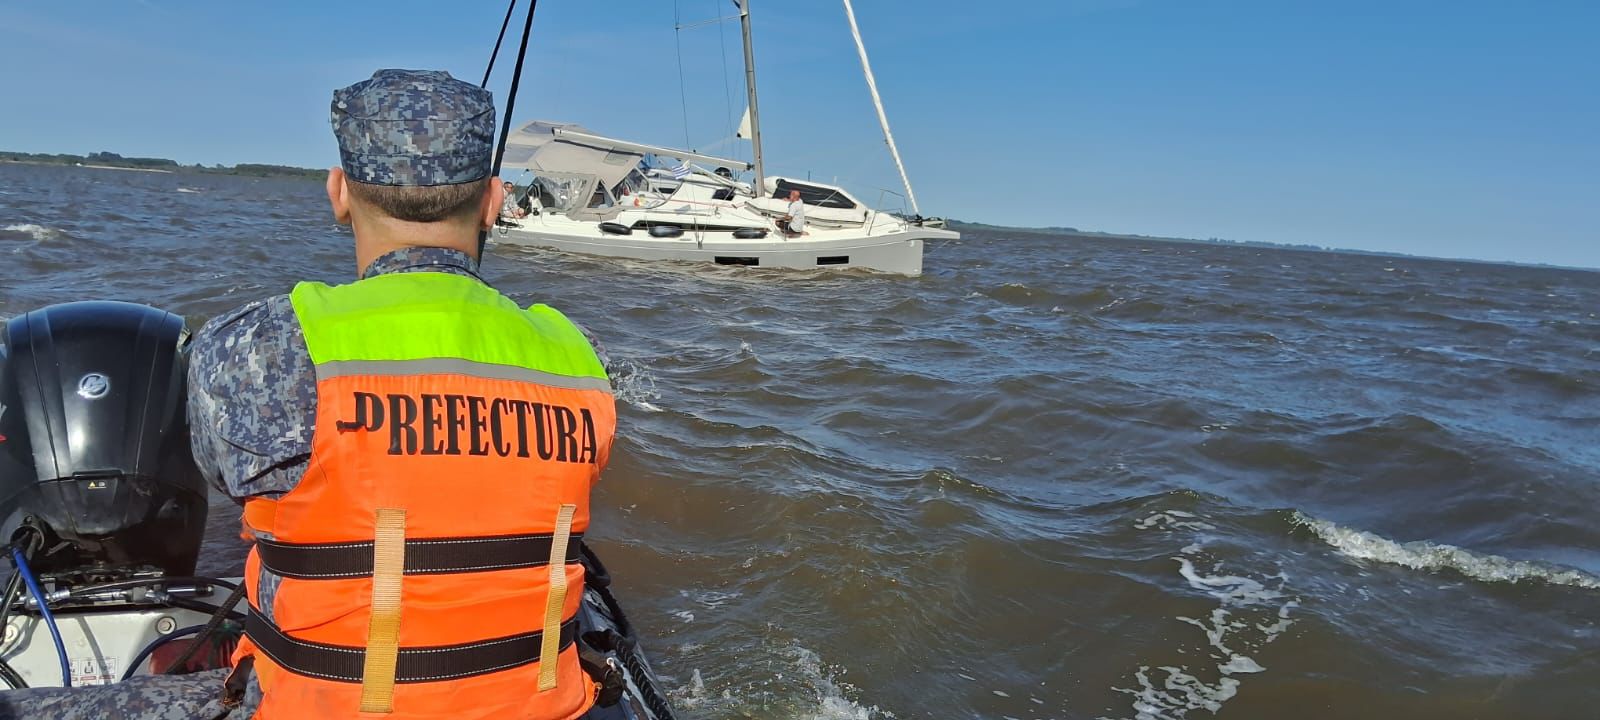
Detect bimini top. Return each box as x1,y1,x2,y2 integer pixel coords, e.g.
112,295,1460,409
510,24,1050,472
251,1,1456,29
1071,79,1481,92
499,120,750,188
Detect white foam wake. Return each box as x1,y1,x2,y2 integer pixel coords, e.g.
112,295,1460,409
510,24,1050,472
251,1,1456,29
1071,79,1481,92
607,358,663,412
1134,510,1214,532
672,644,881,719
1293,512,1600,590
786,645,878,720
1111,515,1298,719
3,223,59,240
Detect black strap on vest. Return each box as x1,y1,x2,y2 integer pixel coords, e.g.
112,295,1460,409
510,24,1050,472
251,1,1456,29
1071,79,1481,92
246,611,578,684
256,532,584,580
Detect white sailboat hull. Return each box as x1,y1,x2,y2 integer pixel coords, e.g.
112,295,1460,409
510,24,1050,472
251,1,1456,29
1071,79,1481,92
498,122,957,276
491,217,954,276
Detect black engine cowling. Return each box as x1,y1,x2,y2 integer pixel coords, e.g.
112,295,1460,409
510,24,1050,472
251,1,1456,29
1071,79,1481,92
0,301,207,577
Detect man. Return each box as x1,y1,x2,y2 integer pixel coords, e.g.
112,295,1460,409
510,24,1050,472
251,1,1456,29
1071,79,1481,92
500,179,527,218
0,69,616,720
198,68,616,719
778,188,806,236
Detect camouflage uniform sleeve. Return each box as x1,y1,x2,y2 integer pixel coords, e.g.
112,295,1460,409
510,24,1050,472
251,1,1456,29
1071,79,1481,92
187,294,316,500
0,667,229,719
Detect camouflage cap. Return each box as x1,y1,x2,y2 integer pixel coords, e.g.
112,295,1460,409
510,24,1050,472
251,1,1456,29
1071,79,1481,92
330,69,495,186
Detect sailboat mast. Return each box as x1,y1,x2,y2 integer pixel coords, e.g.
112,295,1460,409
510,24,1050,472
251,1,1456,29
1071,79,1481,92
841,0,920,216
738,0,766,194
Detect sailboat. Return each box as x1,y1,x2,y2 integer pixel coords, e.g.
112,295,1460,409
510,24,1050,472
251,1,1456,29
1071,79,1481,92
489,0,958,276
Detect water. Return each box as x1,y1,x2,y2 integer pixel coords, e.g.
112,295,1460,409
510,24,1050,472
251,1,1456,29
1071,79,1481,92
3,163,1597,719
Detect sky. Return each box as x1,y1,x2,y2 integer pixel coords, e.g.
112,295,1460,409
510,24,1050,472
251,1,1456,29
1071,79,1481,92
1,0,1596,268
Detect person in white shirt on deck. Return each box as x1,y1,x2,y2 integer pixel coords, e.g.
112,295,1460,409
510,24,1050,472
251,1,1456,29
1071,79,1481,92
779,189,806,237
499,180,526,219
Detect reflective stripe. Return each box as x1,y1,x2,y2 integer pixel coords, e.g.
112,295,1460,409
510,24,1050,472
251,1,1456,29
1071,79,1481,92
539,504,577,692
256,533,585,580
245,611,578,684
315,358,612,392
360,508,406,713
290,274,608,382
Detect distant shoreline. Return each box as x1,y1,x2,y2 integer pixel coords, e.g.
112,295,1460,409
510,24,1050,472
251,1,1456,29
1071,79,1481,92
0,151,324,180
76,163,174,174
947,221,1598,274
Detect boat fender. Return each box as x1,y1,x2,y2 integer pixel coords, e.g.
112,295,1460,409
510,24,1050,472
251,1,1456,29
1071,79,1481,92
649,225,685,238
599,222,632,235
732,227,768,239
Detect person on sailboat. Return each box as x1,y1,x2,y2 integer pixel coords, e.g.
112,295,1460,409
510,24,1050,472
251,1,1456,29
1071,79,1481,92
501,180,527,218
0,69,618,720
778,189,807,236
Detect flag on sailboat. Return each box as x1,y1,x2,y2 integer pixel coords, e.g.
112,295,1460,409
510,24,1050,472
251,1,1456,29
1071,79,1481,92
669,161,691,179
736,106,752,139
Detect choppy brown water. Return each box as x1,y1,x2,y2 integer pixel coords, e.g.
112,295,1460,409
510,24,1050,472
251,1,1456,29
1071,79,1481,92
2,163,1598,719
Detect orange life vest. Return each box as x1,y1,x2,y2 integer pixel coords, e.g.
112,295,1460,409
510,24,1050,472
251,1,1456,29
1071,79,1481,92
231,271,615,719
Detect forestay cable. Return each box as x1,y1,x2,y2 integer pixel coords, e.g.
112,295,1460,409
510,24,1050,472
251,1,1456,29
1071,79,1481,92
481,0,518,87
481,0,539,257
714,0,737,155
673,0,694,149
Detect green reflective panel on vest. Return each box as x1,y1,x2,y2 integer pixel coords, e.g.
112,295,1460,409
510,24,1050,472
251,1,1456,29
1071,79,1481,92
290,272,606,382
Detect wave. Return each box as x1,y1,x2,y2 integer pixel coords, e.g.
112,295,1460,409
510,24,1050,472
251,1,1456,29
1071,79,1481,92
608,358,663,413
2,223,60,241
1293,512,1600,590
672,644,879,719
1110,513,1299,719
1496,364,1597,397
981,282,1067,308
1134,510,1215,532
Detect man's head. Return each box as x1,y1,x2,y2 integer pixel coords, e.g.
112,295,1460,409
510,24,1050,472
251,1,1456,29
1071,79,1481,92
788,190,801,202
326,69,504,270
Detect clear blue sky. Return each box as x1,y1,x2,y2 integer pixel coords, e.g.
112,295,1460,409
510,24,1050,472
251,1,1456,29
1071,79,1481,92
2,0,1596,267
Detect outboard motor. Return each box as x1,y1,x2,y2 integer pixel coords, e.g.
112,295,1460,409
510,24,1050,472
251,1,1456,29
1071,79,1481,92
0,301,207,581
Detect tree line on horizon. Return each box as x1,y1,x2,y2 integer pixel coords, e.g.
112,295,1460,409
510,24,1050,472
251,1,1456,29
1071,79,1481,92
0,150,323,179
947,218,1336,252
